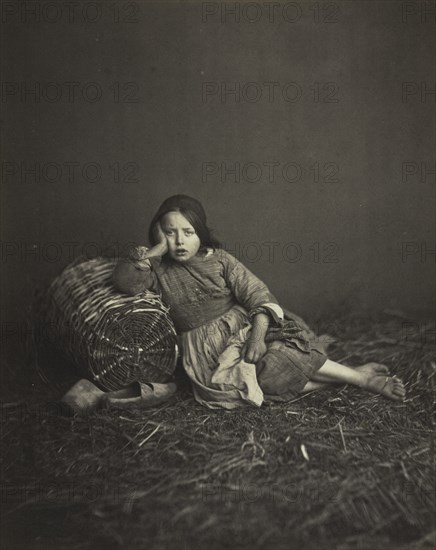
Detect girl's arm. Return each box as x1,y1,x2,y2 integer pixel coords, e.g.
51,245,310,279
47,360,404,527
242,312,269,363
112,251,155,295
220,250,284,324
112,221,167,295
219,249,284,363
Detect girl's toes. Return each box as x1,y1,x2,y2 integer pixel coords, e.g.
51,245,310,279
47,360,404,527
390,385,405,401
393,378,406,389
394,383,406,397
366,375,405,401
391,380,406,398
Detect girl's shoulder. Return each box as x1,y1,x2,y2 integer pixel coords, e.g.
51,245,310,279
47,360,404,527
203,248,240,278
204,247,237,264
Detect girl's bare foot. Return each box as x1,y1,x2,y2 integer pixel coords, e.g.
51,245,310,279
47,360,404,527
355,363,406,401
364,374,406,401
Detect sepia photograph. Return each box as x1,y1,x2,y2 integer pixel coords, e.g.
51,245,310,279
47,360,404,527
1,1,435,549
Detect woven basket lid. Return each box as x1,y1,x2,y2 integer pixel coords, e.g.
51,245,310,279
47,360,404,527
36,256,178,391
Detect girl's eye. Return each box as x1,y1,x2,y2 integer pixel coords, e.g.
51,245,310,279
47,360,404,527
184,231,194,236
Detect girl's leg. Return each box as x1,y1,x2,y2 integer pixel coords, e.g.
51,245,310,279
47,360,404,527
302,359,406,401
300,363,387,393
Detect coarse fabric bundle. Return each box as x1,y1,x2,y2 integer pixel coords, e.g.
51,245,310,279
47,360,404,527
36,256,178,391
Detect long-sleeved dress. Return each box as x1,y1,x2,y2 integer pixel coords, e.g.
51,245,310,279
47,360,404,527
113,247,327,410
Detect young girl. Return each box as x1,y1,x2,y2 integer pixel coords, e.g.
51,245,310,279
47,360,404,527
113,195,406,410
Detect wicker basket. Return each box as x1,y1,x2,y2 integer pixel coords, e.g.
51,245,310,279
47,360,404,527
35,256,178,391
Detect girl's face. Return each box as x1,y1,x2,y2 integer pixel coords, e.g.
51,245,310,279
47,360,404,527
161,211,201,262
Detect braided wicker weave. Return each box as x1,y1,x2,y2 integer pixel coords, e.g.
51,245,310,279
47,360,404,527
36,256,178,391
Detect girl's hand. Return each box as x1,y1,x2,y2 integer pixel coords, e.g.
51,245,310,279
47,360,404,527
144,221,168,258
152,220,167,246
242,338,267,364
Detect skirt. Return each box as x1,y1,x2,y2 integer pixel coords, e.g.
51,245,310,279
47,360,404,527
179,305,328,410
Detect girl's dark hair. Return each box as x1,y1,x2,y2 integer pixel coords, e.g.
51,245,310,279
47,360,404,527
148,207,220,251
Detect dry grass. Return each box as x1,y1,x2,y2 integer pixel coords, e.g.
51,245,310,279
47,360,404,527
1,309,435,550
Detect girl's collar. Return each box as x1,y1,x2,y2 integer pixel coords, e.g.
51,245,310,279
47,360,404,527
161,247,216,266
